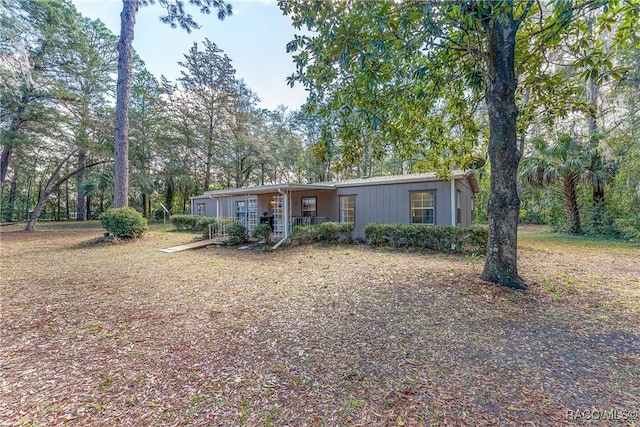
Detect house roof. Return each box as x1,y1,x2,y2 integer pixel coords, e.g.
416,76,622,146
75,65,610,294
321,170,474,188
197,182,335,198
191,170,479,199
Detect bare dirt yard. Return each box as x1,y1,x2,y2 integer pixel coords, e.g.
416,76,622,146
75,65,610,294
1,222,639,426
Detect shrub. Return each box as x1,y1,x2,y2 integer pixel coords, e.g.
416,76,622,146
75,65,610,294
320,221,354,242
170,215,219,237
225,223,248,245
209,218,238,237
170,214,200,231
616,213,640,243
100,207,148,239
292,221,354,244
519,208,547,225
364,223,487,253
252,223,272,243
292,224,322,243
195,217,217,237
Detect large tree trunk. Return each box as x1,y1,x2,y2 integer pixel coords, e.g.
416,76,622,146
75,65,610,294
586,18,605,210
76,150,86,220
7,179,16,221
113,0,138,208
563,174,582,234
165,180,174,213
142,193,148,218
0,145,12,199
204,143,213,191
0,100,27,198
480,19,526,289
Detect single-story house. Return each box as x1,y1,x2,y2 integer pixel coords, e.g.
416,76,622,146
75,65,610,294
190,170,479,242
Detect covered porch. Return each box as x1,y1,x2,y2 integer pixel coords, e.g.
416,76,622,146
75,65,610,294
206,183,336,244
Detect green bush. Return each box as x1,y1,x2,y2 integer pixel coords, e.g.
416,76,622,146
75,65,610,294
209,218,239,237
292,221,354,243
100,207,148,239
616,213,640,243
170,214,201,230
170,215,219,237
195,217,216,237
225,223,248,245
252,223,272,243
364,223,488,253
292,224,322,242
519,208,547,225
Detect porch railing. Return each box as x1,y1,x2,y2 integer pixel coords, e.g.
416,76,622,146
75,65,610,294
291,216,330,227
209,218,240,240
209,216,331,240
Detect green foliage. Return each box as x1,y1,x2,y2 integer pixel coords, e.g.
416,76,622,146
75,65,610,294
170,215,224,237
170,214,202,230
364,223,487,254
195,217,216,237
225,223,248,246
292,222,354,244
584,202,621,238
519,208,547,225
252,224,272,243
100,207,148,239
615,214,640,243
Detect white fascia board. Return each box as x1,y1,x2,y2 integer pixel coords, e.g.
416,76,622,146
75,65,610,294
334,171,469,188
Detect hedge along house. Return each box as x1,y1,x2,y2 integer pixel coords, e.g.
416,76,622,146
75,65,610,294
190,171,480,244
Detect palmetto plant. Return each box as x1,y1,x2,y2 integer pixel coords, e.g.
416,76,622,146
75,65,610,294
520,134,609,234
81,167,114,214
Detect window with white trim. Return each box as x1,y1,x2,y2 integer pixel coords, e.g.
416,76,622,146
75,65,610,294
411,191,435,225
339,195,355,224
301,197,317,217
196,203,205,216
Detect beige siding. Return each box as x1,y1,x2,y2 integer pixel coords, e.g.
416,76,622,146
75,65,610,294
190,196,216,217
336,180,457,237
456,176,477,227
190,175,477,237
289,190,336,218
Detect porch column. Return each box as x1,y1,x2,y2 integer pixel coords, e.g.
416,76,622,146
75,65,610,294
450,179,456,227
283,191,289,238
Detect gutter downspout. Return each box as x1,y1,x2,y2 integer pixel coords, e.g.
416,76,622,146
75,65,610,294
272,188,289,250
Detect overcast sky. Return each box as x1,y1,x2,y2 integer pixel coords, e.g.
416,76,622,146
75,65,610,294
72,0,309,111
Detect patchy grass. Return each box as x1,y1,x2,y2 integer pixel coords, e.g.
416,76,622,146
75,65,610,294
1,223,639,426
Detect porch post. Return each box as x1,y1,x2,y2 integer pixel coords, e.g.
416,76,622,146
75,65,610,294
450,179,456,227
283,191,289,238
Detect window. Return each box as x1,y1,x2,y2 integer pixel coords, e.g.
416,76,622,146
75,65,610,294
411,191,435,225
301,197,317,217
196,203,205,216
236,201,246,222
339,195,355,224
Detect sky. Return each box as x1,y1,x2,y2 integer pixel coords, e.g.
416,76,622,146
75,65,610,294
72,0,309,111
